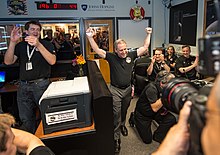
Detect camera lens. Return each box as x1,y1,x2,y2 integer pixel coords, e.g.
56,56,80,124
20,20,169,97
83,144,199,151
162,78,198,114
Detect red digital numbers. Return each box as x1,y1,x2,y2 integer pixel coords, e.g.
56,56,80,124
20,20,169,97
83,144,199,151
37,3,77,10
69,4,77,9
53,4,58,9
39,3,49,9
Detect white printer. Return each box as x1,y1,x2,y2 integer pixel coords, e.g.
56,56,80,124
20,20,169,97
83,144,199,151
39,76,92,134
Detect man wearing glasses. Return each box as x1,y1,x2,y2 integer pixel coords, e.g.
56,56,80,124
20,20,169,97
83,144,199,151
147,48,170,82
4,20,56,134
86,27,152,153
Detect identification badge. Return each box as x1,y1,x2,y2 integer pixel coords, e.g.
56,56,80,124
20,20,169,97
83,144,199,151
26,62,33,70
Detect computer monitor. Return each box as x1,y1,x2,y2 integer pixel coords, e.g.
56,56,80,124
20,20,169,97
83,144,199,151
0,71,6,87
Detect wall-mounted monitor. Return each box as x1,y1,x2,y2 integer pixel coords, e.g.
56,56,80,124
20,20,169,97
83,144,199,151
0,26,8,51
169,0,198,46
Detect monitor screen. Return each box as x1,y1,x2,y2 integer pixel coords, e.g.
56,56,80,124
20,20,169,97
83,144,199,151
0,26,8,51
0,71,6,82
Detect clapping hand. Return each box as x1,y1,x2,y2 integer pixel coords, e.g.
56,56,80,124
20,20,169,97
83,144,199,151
25,35,39,47
10,26,21,42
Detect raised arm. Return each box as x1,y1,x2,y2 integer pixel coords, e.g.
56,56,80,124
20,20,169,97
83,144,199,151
86,27,106,58
4,26,20,65
147,55,155,75
160,54,170,72
137,27,152,57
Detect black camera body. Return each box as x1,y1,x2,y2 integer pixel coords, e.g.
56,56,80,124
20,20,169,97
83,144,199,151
161,78,212,155
198,34,220,76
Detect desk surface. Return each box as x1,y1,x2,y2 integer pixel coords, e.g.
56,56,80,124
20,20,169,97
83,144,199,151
35,121,95,140
0,82,18,93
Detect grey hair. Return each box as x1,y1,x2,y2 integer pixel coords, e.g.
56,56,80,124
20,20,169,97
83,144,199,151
114,39,126,50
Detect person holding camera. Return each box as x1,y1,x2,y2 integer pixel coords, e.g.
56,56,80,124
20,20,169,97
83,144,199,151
152,73,220,155
129,70,176,144
147,48,170,82
175,45,199,80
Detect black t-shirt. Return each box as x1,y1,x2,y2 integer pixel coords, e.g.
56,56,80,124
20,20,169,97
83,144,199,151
105,50,137,87
30,146,55,155
59,40,74,52
135,82,160,116
14,40,55,81
175,55,197,80
148,62,166,82
164,54,177,72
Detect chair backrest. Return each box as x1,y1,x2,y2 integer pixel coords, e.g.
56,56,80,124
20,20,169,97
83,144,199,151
134,56,151,76
132,56,151,95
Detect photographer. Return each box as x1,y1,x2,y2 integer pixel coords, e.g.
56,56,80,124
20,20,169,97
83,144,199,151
129,70,176,144
152,74,220,155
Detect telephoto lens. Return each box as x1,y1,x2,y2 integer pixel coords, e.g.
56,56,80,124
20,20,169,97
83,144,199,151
161,78,198,114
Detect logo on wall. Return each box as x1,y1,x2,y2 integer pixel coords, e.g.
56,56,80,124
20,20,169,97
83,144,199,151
81,4,88,11
7,0,28,15
130,5,145,21
80,1,115,12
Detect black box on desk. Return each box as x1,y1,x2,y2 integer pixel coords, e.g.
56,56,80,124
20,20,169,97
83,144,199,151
39,76,92,134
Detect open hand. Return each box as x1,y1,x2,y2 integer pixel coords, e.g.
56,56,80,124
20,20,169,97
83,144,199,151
10,26,21,42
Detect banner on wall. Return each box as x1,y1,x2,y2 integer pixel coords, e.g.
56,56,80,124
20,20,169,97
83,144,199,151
7,0,28,15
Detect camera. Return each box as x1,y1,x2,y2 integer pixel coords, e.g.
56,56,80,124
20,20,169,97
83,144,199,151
161,78,213,155
198,34,220,76
161,78,210,114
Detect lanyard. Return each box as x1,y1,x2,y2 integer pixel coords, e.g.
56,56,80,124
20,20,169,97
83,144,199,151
27,45,36,61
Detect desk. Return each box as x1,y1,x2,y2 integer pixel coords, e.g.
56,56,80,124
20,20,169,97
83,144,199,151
0,78,63,121
35,121,95,140
0,83,19,120
0,82,18,93
1,61,115,155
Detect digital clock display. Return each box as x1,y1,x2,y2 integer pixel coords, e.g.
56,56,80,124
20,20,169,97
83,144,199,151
36,3,77,10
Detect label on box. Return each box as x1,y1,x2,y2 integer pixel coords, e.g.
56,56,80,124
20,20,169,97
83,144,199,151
45,109,78,125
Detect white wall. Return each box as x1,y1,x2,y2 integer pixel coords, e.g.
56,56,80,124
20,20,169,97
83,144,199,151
0,0,206,56
0,0,152,18
151,0,166,50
